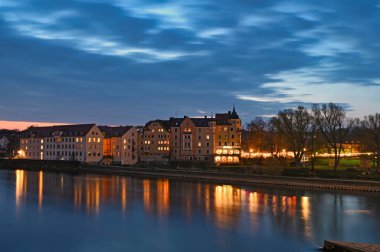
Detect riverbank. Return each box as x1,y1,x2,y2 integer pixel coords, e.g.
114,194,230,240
1,159,380,193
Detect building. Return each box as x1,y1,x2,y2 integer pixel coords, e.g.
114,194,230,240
0,130,20,157
99,126,138,165
19,124,103,163
170,116,215,161
213,108,242,163
169,107,242,164
0,136,10,149
137,107,242,164
140,120,171,162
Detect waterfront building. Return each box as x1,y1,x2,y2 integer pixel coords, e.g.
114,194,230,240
19,124,103,163
0,129,21,157
170,116,215,161
99,126,138,165
140,120,171,162
0,136,10,149
169,107,242,164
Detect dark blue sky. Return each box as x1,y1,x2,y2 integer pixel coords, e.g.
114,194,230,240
1,0,380,126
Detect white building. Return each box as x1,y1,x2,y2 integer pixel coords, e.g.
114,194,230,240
19,124,103,163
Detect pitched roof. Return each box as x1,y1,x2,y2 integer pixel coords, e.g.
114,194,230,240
190,118,214,127
99,126,133,138
144,120,171,131
22,124,96,138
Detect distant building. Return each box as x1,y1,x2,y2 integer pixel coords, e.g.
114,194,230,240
99,126,138,165
140,120,171,162
0,130,21,157
0,136,10,156
19,124,103,163
0,136,10,149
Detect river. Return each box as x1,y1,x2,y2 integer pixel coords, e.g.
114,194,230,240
0,169,379,252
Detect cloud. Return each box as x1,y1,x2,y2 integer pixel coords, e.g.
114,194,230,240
1,0,380,124
301,36,362,57
198,28,232,38
2,7,207,62
240,15,278,27
236,62,380,117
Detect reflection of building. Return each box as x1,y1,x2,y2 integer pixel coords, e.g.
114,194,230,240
99,126,138,165
19,124,103,163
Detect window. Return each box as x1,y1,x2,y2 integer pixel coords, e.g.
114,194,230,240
206,135,210,140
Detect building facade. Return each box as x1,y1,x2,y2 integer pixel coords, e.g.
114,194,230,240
99,126,138,165
140,120,171,162
137,107,241,164
19,124,103,163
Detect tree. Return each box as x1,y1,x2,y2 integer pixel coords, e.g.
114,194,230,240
307,120,325,174
357,114,380,173
245,117,268,154
267,117,288,159
273,106,311,166
312,103,352,170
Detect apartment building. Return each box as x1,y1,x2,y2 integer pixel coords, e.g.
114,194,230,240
19,124,103,163
170,116,215,161
140,120,170,162
213,108,242,163
139,107,241,164
99,126,138,165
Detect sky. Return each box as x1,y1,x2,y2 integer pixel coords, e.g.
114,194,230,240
1,0,380,130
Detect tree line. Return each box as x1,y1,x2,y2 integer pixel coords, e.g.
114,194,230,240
245,103,380,173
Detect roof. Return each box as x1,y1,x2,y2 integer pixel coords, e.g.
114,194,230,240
189,118,214,127
99,126,133,138
144,120,171,131
215,106,240,120
21,124,96,138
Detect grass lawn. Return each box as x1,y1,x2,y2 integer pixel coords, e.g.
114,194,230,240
313,158,361,170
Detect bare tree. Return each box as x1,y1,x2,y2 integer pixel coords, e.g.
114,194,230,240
312,103,352,170
268,117,288,159
307,120,325,174
357,114,380,173
245,117,268,154
273,106,311,165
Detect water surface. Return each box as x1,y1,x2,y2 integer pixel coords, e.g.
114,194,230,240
0,169,379,252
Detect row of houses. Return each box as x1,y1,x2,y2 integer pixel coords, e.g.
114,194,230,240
18,107,242,165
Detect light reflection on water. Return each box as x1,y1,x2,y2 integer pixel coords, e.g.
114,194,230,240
2,169,380,252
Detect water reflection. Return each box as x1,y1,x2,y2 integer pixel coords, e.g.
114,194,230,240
38,171,43,210
9,169,380,245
